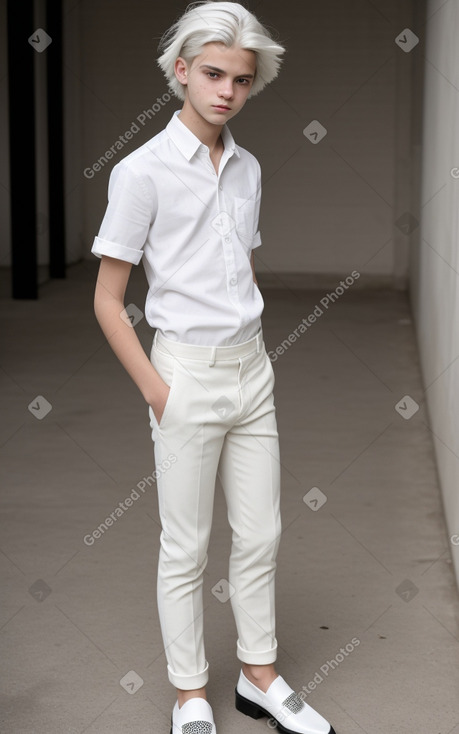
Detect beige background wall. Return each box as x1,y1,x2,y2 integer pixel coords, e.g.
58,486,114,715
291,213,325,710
0,0,422,285
409,0,459,589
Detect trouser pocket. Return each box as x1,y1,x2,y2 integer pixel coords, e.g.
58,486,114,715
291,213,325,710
148,346,180,431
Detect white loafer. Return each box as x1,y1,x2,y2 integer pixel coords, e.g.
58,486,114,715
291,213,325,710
235,670,335,734
170,697,217,734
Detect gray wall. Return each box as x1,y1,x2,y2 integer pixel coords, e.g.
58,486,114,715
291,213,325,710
0,0,422,283
410,0,459,589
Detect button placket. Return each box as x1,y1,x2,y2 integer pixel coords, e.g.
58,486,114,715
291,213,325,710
214,177,239,302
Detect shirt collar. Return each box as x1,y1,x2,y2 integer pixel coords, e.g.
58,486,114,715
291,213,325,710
166,109,240,161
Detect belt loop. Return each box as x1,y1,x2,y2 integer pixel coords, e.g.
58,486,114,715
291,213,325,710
256,329,261,353
209,346,217,367
153,330,158,347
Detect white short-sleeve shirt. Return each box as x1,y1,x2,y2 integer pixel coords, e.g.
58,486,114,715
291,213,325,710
91,109,265,346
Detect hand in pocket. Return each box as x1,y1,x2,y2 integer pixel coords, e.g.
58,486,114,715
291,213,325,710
150,379,171,426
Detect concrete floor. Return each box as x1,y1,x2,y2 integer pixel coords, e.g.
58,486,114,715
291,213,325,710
1,261,459,734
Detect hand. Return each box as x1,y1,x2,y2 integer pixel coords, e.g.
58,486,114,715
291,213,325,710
149,379,171,426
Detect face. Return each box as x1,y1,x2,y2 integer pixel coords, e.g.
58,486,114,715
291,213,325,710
175,42,257,124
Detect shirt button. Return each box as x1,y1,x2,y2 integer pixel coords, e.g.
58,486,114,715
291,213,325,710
225,237,231,243
219,185,223,190
230,276,237,286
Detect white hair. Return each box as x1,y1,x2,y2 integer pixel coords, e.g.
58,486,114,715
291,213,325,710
156,1,286,101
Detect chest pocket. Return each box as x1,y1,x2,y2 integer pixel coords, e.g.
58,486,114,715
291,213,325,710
233,196,258,248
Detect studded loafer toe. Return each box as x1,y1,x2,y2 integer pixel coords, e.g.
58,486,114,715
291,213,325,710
171,697,217,734
235,670,335,734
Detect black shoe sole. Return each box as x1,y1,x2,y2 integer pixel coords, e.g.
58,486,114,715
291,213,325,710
235,687,336,734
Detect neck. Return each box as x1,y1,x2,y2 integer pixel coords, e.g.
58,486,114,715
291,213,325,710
178,100,224,152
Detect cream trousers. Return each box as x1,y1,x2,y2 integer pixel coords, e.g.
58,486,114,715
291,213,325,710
148,327,282,690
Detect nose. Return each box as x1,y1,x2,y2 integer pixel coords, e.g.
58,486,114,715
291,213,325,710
219,81,234,99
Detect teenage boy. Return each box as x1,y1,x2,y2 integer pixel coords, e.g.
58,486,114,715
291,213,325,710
92,2,336,733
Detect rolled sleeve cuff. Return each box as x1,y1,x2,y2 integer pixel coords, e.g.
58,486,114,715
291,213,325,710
252,230,262,249
91,236,144,265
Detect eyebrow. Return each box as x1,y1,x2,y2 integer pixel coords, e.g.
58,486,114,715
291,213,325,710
199,64,254,79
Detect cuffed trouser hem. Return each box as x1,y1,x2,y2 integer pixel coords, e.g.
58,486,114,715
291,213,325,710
236,639,278,665
167,661,210,690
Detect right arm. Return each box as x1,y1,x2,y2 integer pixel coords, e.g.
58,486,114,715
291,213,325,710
93,254,169,424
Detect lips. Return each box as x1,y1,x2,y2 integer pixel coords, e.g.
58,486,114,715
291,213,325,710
213,105,231,111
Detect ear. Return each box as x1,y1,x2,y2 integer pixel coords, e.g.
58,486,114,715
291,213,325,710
174,57,188,86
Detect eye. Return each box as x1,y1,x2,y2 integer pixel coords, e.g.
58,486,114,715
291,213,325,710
207,72,220,79
236,78,250,85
